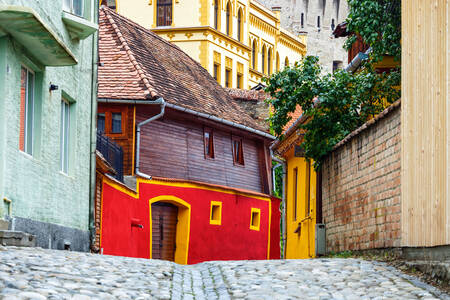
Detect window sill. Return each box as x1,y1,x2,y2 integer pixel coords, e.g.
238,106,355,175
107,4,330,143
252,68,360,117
62,11,98,40
59,171,75,180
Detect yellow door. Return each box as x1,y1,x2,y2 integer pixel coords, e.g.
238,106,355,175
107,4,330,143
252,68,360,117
285,151,317,259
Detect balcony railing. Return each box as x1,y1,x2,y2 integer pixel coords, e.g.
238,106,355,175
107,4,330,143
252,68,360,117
96,131,124,182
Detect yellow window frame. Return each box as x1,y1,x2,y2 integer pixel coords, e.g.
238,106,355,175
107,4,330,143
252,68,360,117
249,207,261,231
210,201,222,225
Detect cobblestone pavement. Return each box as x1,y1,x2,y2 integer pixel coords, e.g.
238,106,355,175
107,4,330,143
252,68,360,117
0,246,448,300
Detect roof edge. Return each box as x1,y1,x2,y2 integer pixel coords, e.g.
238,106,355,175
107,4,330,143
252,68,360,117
101,6,158,99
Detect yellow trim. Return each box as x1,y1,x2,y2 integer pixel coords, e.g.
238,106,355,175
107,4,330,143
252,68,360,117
99,177,104,248
250,207,261,231
140,178,271,201
209,200,222,225
151,26,252,53
149,195,191,265
131,106,136,176
249,1,278,22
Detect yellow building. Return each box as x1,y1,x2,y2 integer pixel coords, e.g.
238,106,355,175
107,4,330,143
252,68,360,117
272,112,317,259
102,0,306,89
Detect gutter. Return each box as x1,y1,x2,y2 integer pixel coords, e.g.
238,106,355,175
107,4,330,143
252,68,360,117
270,148,287,259
164,102,275,140
98,98,275,140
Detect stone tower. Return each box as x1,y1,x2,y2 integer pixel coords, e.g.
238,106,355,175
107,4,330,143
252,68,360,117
260,0,348,74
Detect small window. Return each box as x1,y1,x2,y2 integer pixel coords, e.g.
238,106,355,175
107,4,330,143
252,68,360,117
331,18,335,30
301,13,304,28
252,40,257,69
267,50,272,75
20,66,34,155
237,73,243,89
204,127,214,159
305,160,311,217
63,0,84,17
317,16,320,28
111,112,122,133
232,136,244,165
97,113,105,133
250,208,261,231
157,0,172,26
226,1,232,36
210,201,222,225
213,63,220,83
60,99,71,174
214,0,219,30
225,69,231,88
237,8,243,41
261,45,266,74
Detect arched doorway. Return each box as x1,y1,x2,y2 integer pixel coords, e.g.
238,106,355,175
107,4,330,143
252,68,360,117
149,195,191,264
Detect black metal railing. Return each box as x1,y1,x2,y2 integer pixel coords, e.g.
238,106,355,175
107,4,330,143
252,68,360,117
96,131,124,182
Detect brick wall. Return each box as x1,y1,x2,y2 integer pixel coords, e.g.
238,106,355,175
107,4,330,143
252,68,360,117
321,101,401,252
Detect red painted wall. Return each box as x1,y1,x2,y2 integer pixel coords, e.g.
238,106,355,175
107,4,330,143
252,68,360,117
100,179,281,263
269,196,281,259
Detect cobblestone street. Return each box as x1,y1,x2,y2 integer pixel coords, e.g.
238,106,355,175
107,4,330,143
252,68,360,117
0,246,448,300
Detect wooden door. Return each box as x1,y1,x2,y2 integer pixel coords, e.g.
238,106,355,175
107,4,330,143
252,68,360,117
151,202,178,261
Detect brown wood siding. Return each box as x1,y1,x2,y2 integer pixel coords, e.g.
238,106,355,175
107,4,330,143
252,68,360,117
137,107,265,193
401,0,449,247
98,103,135,175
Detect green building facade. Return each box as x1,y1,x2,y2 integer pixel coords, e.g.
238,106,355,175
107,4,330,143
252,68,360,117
0,0,98,251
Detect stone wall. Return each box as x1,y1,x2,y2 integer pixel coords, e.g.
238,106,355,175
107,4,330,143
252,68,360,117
321,101,401,252
259,0,348,73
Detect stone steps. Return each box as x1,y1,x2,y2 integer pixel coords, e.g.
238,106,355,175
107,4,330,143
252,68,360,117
0,230,36,247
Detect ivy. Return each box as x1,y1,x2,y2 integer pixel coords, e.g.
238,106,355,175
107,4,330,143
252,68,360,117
264,0,401,170
345,0,401,62
265,58,400,169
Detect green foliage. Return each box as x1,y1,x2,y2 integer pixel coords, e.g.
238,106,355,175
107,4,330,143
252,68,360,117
264,57,400,169
345,0,401,62
264,0,401,170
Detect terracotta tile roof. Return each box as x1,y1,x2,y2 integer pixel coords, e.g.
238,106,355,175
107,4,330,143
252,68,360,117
283,105,304,133
225,88,268,102
98,7,266,132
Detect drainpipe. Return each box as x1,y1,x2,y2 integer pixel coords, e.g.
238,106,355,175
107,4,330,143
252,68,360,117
97,98,166,180
270,148,287,259
135,98,165,179
344,47,372,73
88,1,99,251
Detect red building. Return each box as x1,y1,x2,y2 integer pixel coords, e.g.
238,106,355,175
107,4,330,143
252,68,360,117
95,7,280,264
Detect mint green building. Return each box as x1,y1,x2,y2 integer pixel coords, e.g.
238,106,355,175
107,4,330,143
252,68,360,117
0,0,98,251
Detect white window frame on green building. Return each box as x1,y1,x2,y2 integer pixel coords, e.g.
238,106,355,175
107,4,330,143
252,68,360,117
21,66,35,156
60,98,71,174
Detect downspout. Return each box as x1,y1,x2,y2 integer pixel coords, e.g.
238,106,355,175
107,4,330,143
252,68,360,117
135,97,165,179
270,148,287,259
88,1,99,250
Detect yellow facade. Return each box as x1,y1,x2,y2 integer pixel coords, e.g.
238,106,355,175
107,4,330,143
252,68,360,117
283,147,317,259
112,0,306,89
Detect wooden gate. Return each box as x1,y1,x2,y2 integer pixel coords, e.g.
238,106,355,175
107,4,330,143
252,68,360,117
151,202,178,261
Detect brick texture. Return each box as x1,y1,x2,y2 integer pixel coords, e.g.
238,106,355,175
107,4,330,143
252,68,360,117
322,103,401,252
